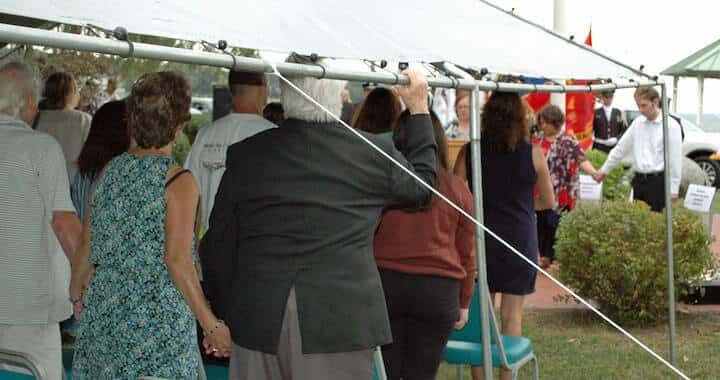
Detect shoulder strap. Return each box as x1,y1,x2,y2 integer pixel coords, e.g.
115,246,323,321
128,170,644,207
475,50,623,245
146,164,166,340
165,169,192,188
164,168,202,254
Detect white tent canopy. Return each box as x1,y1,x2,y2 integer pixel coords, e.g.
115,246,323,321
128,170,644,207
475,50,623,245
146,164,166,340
1,0,645,81
0,1,684,377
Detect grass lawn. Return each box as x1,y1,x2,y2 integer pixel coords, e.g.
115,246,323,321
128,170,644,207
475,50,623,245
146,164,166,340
435,309,720,379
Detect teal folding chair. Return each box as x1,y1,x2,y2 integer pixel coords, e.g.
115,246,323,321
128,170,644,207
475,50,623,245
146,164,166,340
443,284,539,380
203,362,228,380
0,349,47,380
372,346,387,380
61,347,73,380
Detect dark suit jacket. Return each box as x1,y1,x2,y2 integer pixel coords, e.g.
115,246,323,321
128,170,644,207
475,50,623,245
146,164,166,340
593,107,626,152
201,114,437,354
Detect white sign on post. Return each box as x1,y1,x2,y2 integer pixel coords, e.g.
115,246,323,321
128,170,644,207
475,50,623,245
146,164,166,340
683,184,715,213
579,174,602,201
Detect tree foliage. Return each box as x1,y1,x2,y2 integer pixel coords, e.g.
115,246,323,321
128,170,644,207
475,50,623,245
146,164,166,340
18,25,259,96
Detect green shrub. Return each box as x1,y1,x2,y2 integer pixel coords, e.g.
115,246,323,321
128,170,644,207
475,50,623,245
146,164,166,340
585,149,631,200
555,201,715,326
172,131,191,166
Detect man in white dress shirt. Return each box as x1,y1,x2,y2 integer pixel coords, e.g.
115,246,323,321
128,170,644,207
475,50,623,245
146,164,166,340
185,70,276,232
595,87,682,211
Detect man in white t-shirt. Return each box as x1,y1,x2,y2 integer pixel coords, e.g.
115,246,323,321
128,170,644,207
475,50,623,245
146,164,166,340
185,71,276,231
0,61,81,379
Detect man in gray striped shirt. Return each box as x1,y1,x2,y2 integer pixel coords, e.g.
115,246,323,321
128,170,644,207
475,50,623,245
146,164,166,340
0,61,81,379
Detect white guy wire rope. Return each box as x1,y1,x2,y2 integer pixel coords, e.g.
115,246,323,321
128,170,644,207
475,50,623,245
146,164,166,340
266,62,690,380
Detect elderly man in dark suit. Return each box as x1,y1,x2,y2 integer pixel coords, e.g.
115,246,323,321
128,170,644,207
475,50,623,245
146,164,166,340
593,90,627,153
201,64,437,379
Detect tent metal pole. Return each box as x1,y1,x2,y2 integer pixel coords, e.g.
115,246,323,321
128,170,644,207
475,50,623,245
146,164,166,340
697,76,704,127
469,88,493,379
672,76,678,113
0,23,661,93
551,0,567,112
660,83,677,366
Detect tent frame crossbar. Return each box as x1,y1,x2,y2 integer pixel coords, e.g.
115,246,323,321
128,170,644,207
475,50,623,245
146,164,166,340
0,23,661,92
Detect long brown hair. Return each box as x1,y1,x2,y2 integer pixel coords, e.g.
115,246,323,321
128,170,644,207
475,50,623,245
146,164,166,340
39,71,75,110
77,100,130,179
352,87,402,134
394,110,447,209
481,91,529,152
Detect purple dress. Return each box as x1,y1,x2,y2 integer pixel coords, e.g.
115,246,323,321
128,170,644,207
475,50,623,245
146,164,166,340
467,139,538,295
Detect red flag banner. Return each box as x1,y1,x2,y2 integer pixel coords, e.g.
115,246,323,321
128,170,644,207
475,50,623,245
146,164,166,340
525,92,551,113
584,25,592,45
565,79,595,151
565,27,595,152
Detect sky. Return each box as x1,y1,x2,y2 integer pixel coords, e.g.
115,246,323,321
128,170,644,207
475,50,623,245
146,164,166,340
492,0,720,114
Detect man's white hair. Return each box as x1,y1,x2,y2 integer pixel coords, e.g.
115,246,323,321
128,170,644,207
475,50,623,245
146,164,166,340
0,60,42,120
280,56,346,123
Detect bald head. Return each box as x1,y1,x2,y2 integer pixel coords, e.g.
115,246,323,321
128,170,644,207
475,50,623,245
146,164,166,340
228,70,268,114
0,61,41,125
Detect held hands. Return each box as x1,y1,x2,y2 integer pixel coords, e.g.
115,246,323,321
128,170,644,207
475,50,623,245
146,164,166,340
70,267,94,321
395,68,429,115
454,308,469,330
592,171,606,183
202,320,232,358
71,293,83,321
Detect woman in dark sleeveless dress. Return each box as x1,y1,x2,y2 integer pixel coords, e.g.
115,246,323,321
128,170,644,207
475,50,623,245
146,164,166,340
454,91,554,380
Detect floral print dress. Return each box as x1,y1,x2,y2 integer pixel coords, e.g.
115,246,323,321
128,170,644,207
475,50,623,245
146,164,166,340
73,153,198,380
532,133,586,212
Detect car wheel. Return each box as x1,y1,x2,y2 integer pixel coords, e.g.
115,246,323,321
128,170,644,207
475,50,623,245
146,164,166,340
694,156,720,187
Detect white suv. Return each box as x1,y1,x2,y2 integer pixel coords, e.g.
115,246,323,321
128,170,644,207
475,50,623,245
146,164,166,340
623,111,720,187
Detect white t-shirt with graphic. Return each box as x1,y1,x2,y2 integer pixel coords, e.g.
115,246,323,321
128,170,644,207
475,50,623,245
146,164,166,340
185,113,276,231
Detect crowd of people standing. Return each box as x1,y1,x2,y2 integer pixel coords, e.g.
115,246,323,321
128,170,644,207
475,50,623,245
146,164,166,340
0,55,679,380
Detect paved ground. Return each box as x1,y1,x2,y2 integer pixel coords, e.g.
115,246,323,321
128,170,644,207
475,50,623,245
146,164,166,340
524,214,720,312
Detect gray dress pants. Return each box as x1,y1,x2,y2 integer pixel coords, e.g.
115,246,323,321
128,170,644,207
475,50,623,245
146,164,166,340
229,288,374,380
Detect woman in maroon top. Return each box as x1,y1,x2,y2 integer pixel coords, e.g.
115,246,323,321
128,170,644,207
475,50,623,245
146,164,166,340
374,111,477,380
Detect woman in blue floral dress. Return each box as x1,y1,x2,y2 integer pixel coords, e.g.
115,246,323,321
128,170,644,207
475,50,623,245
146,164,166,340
69,72,231,379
